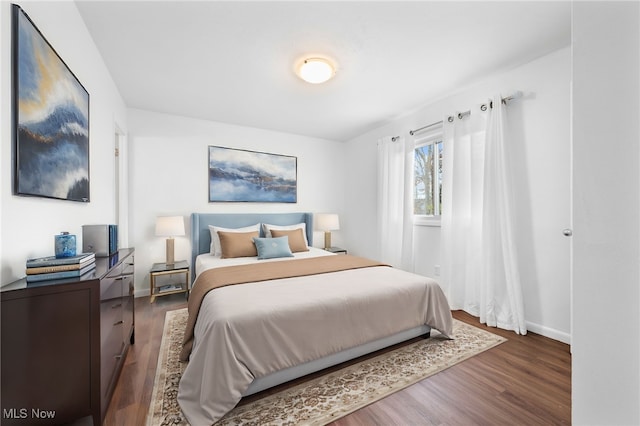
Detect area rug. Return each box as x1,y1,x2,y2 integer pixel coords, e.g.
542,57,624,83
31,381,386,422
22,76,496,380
147,308,506,426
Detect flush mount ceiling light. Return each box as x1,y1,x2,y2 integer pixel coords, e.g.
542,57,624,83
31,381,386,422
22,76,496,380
296,57,336,84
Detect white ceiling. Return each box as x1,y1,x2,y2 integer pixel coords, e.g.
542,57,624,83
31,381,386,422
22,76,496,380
76,1,571,142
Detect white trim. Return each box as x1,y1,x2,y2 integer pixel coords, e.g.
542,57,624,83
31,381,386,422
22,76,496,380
413,131,444,217
413,123,444,146
526,320,571,345
414,216,441,227
135,288,152,298
114,123,129,248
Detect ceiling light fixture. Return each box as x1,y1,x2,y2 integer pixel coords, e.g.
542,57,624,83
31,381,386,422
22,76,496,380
297,57,336,84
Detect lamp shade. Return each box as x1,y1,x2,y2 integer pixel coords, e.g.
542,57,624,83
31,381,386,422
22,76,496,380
155,216,185,237
315,213,340,231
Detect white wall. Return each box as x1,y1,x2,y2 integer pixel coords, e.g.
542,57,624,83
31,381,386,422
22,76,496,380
127,109,346,296
572,2,639,424
344,47,572,343
0,1,127,285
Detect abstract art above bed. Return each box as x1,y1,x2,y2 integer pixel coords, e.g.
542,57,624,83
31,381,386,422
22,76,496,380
12,5,90,202
208,146,297,203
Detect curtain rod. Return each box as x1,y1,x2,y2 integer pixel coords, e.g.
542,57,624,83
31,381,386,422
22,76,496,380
409,120,443,136
480,90,523,111
409,91,523,136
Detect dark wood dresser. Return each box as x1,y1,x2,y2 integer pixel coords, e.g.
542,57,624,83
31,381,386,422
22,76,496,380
1,248,135,425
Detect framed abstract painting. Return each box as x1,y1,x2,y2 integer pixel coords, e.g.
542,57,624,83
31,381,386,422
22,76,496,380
208,146,297,203
12,5,90,202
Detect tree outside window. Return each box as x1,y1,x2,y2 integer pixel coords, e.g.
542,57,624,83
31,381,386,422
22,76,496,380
414,138,443,217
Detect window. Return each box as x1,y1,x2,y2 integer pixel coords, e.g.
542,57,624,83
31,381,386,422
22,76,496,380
413,131,443,220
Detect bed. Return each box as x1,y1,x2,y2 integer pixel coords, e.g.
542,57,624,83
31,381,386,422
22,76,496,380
178,212,453,425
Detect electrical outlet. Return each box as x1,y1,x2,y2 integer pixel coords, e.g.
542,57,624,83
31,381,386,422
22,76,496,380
434,264,441,276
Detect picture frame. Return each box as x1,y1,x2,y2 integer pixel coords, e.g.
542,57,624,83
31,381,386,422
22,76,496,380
12,5,90,202
208,146,297,203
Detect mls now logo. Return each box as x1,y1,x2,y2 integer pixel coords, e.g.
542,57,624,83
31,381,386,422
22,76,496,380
3,408,56,419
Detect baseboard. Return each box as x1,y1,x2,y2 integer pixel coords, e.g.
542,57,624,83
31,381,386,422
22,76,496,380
134,288,151,298
526,321,571,345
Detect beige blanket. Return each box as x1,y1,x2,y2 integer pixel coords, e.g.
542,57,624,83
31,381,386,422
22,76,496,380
177,256,453,425
180,255,388,361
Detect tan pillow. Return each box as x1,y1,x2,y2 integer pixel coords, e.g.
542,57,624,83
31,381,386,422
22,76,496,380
218,230,259,258
270,228,309,253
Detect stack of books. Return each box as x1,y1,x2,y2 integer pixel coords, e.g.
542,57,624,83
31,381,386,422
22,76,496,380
158,284,184,294
25,253,96,283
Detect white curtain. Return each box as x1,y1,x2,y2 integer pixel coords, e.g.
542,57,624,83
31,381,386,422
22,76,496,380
441,112,486,316
377,136,414,271
441,95,527,334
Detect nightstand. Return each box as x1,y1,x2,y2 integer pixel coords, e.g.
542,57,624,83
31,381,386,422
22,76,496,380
149,260,190,303
325,246,347,255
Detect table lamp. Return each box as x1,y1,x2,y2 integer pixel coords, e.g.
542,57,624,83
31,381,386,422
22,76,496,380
155,216,185,265
315,213,340,249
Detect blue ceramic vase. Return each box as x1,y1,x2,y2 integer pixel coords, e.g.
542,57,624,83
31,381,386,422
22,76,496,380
55,232,77,258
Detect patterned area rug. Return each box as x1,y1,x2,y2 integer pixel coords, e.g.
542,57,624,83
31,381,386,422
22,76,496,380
147,308,506,425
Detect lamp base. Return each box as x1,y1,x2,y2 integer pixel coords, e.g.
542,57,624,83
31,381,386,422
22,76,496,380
165,238,175,265
324,231,332,250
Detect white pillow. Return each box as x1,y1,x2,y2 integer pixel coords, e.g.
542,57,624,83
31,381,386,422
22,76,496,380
261,222,309,248
208,224,260,256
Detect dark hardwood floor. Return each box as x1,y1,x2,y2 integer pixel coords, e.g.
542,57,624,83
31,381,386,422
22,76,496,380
104,296,571,425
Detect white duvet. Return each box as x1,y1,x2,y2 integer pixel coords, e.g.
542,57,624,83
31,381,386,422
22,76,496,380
178,250,453,424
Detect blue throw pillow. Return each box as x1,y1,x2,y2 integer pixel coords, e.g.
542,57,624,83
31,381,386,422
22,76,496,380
253,236,294,260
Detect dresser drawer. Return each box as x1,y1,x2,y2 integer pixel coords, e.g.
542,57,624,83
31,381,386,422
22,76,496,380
101,279,123,304
100,329,125,398
101,299,123,339
122,256,134,276
98,249,135,420
101,263,124,301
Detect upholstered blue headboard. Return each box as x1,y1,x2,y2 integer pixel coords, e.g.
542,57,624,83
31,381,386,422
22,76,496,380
190,212,314,276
